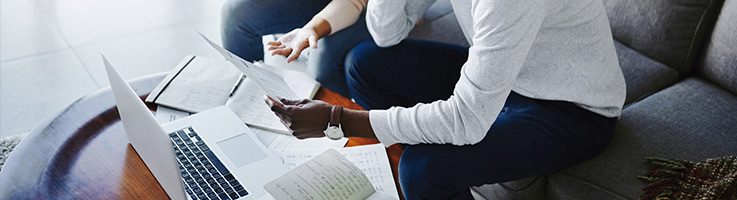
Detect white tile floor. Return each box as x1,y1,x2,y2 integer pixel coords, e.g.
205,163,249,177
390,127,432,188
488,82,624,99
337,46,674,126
0,0,226,138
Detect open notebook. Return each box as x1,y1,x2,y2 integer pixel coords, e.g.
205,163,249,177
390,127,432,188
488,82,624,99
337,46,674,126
146,55,319,134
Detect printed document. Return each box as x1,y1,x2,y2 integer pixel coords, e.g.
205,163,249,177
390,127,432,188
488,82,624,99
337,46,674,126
264,149,397,200
270,144,399,199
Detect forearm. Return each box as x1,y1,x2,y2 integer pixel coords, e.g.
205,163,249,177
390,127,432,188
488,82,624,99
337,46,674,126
340,109,377,139
302,16,331,40
315,0,367,35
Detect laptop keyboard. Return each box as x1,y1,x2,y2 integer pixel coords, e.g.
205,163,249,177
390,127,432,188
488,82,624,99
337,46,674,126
169,127,248,200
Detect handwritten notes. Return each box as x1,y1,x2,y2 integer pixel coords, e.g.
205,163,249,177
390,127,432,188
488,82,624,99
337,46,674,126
264,149,377,200
271,144,399,199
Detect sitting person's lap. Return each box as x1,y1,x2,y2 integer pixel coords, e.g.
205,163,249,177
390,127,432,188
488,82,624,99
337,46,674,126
345,39,617,199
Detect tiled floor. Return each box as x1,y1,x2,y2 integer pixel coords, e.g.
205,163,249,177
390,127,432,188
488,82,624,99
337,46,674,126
0,0,226,138
0,0,462,139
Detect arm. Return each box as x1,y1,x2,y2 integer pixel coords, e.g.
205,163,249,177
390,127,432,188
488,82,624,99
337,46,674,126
264,96,377,140
369,0,548,146
268,0,367,62
365,0,436,47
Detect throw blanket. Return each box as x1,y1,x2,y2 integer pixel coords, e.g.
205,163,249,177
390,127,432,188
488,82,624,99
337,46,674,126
639,156,737,200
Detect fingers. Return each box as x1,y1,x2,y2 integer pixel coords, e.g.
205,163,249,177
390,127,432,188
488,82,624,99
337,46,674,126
280,98,311,106
308,34,318,49
266,41,281,46
271,48,292,57
267,45,284,51
286,40,309,63
264,95,287,115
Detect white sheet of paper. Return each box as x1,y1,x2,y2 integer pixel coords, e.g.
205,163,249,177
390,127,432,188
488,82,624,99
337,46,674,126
225,78,290,134
155,105,194,124
151,58,240,113
198,31,298,100
271,144,399,199
264,149,377,200
250,127,348,150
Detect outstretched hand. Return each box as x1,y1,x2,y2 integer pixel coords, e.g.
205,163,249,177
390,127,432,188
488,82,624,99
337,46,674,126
266,28,318,63
264,95,332,139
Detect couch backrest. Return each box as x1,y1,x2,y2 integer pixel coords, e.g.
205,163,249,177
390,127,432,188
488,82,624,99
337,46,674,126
698,0,737,95
603,0,724,74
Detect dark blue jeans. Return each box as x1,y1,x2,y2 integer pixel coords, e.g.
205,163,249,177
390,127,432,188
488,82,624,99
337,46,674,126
221,0,370,98
345,39,617,199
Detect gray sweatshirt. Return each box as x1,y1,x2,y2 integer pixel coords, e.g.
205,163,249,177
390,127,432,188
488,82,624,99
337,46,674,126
366,0,626,146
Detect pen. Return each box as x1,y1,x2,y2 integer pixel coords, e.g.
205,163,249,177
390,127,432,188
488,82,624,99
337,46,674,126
229,74,246,97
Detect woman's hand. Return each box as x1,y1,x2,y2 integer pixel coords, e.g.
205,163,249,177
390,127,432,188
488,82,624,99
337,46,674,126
266,28,318,63
264,95,332,139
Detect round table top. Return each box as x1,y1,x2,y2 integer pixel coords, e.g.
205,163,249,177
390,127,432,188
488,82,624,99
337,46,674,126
0,72,402,199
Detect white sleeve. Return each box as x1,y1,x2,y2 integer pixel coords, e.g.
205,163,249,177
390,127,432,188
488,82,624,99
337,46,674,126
369,0,548,146
315,0,368,35
365,0,436,47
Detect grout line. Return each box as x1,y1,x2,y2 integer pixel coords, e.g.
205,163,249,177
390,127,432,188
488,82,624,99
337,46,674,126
69,47,102,89
0,48,70,63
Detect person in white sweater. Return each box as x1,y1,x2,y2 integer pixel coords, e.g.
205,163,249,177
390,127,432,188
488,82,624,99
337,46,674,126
265,0,626,198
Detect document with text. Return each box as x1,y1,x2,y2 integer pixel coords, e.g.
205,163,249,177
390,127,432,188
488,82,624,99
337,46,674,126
264,149,397,200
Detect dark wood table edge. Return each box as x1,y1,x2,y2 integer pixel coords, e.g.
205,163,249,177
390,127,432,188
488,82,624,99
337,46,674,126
0,72,404,199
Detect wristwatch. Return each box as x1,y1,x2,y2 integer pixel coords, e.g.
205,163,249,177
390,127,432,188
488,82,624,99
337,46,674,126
324,105,344,140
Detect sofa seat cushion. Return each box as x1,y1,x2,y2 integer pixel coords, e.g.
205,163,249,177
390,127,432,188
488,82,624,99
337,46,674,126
614,40,680,105
548,77,737,199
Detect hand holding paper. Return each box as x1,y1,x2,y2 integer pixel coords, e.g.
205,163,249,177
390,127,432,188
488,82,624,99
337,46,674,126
197,31,299,100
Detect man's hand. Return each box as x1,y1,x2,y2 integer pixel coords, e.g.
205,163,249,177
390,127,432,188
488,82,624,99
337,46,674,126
264,95,332,139
266,28,318,63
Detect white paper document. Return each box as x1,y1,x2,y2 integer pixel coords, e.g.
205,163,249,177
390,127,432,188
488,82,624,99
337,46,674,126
250,127,348,150
155,105,194,124
198,31,299,100
264,149,397,200
271,144,399,199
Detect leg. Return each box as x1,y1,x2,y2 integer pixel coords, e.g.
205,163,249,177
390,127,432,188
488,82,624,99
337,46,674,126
221,0,330,61
345,39,469,109
398,92,617,199
307,12,371,98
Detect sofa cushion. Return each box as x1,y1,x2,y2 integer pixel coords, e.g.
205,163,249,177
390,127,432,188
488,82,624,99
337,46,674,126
614,40,679,105
698,0,737,95
549,78,737,199
603,0,724,73
471,176,546,200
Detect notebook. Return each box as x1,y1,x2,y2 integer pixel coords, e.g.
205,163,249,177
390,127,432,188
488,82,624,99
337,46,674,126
103,52,288,199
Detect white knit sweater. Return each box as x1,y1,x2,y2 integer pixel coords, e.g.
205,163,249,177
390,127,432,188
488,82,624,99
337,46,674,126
366,0,626,146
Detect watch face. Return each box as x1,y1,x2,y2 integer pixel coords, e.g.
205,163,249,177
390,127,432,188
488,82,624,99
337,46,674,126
324,126,343,140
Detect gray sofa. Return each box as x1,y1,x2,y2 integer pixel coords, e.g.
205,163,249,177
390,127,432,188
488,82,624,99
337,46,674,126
410,0,737,199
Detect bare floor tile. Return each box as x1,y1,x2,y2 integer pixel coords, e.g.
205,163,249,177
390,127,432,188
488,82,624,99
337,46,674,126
44,0,225,46
0,0,69,61
0,50,99,137
74,21,223,87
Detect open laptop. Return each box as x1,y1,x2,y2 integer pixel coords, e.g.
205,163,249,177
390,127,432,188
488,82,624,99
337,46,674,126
102,52,288,200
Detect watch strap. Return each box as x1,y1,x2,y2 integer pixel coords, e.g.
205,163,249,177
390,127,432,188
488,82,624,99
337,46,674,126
329,105,343,127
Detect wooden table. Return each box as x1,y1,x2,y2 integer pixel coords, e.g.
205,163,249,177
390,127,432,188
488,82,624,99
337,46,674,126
0,72,404,199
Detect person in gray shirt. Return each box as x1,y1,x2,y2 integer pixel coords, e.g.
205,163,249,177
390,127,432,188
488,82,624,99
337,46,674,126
265,0,626,198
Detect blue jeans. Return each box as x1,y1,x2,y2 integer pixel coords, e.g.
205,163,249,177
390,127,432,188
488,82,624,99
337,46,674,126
221,0,370,98
345,39,617,199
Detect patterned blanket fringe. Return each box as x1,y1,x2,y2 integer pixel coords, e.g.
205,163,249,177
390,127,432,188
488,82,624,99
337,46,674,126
638,156,737,200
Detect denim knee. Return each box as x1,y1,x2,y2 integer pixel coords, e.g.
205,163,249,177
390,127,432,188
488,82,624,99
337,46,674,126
344,39,385,87
399,145,473,199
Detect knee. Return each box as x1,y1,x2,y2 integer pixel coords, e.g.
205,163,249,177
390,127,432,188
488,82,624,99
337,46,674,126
398,146,458,199
344,39,386,84
221,0,263,36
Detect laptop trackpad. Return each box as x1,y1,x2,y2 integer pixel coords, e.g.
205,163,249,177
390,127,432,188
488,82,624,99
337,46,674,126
216,133,268,168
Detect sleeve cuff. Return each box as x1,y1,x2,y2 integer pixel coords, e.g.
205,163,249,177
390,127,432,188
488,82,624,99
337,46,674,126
369,110,400,147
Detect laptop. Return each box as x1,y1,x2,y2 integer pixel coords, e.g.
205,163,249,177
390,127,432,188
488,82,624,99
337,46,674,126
102,52,288,200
